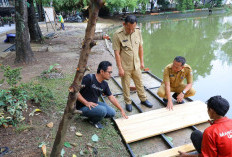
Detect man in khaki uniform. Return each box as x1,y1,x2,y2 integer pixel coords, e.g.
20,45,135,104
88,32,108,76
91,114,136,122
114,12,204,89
157,56,196,110
112,15,152,112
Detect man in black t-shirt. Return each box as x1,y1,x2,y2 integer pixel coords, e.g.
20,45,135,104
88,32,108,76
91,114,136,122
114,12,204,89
76,61,128,129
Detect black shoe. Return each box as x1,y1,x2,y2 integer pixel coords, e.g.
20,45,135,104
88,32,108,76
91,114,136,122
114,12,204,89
172,93,185,104
172,93,178,100
177,100,185,104
89,120,104,129
141,100,153,108
163,98,168,105
126,104,132,112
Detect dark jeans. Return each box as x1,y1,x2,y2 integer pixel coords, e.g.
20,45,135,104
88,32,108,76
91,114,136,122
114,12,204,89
61,23,65,30
191,130,203,153
80,102,116,124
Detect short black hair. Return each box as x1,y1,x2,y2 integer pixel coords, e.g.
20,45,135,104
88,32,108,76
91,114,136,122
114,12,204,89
97,61,112,74
207,96,230,116
174,56,186,66
124,15,137,24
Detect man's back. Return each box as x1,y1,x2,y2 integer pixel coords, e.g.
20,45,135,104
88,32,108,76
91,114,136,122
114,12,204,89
201,117,232,157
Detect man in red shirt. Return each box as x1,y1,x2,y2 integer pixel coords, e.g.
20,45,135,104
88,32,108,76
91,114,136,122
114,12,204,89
179,95,232,157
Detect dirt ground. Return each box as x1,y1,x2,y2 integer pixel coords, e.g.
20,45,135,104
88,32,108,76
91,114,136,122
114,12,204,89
0,16,210,157
0,18,129,157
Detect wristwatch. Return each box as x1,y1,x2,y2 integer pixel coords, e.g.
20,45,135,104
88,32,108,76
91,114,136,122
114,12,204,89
182,91,186,94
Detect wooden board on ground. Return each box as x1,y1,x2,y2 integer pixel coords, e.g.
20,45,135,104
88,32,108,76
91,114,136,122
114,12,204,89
144,143,195,157
115,101,208,143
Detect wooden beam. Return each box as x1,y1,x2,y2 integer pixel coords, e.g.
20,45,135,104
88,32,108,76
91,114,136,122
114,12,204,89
144,143,195,157
115,101,208,143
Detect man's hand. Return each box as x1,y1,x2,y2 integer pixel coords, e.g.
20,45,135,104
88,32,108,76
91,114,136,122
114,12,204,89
178,151,189,157
177,93,184,103
118,67,124,77
121,110,128,119
166,100,173,110
178,151,198,157
140,62,145,69
85,102,98,110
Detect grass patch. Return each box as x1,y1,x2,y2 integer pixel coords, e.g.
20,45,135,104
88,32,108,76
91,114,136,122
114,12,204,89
35,73,75,111
15,123,34,133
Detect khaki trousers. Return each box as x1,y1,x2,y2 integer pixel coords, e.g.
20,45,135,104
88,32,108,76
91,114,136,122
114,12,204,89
121,68,147,104
157,83,196,99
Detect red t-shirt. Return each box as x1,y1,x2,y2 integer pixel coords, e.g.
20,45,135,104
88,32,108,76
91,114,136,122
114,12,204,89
200,117,232,157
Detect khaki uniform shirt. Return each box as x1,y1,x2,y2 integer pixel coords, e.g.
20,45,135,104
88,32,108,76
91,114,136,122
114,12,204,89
112,27,143,70
163,63,193,88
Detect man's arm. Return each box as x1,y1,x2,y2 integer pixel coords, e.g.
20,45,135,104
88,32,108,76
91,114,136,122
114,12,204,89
177,83,192,102
114,50,124,77
178,151,199,157
77,92,98,110
139,44,144,69
108,95,128,119
164,81,173,110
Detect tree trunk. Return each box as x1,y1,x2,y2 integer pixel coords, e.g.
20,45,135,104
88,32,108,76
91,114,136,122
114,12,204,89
15,0,35,64
28,0,42,42
50,1,103,156
36,0,44,22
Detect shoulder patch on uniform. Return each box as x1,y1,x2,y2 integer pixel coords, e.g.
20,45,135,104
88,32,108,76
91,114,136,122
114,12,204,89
115,27,124,34
184,64,191,69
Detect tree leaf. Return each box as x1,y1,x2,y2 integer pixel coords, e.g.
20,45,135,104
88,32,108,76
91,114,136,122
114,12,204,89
91,134,99,142
64,142,72,148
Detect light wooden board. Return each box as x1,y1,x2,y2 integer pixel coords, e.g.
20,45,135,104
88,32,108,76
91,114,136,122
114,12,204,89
115,101,208,143
144,143,195,157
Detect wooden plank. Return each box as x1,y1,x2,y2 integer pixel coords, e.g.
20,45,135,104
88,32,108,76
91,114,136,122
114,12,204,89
144,143,195,157
115,101,208,143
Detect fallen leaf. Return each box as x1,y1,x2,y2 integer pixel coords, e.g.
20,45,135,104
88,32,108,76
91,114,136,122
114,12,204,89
64,142,72,148
42,144,46,157
91,134,99,142
35,109,42,112
72,154,77,157
86,143,92,147
29,108,42,116
70,126,76,132
46,122,53,128
61,148,65,157
75,131,82,137
71,143,77,147
38,142,46,148
20,117,25,122
80,150,84,156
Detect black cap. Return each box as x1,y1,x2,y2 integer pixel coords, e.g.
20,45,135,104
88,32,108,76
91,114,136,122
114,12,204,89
207,96,230,116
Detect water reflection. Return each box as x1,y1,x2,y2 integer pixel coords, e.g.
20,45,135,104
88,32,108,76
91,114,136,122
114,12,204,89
141,13,232,118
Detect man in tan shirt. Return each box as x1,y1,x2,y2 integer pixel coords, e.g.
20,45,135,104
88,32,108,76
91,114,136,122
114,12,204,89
157,56,196,110
112,15,152,112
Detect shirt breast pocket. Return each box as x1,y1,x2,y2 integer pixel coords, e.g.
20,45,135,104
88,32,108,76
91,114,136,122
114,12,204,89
170,76,175,83
122,42,130,51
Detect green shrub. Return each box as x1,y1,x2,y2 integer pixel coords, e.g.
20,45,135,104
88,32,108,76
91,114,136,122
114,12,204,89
21,82,55,109
177,0,194,11
0,65,55,127
0,65,22,86
0,88,28,126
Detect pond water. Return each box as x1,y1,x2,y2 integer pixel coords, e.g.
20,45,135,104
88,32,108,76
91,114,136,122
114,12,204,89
140,13,232,118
